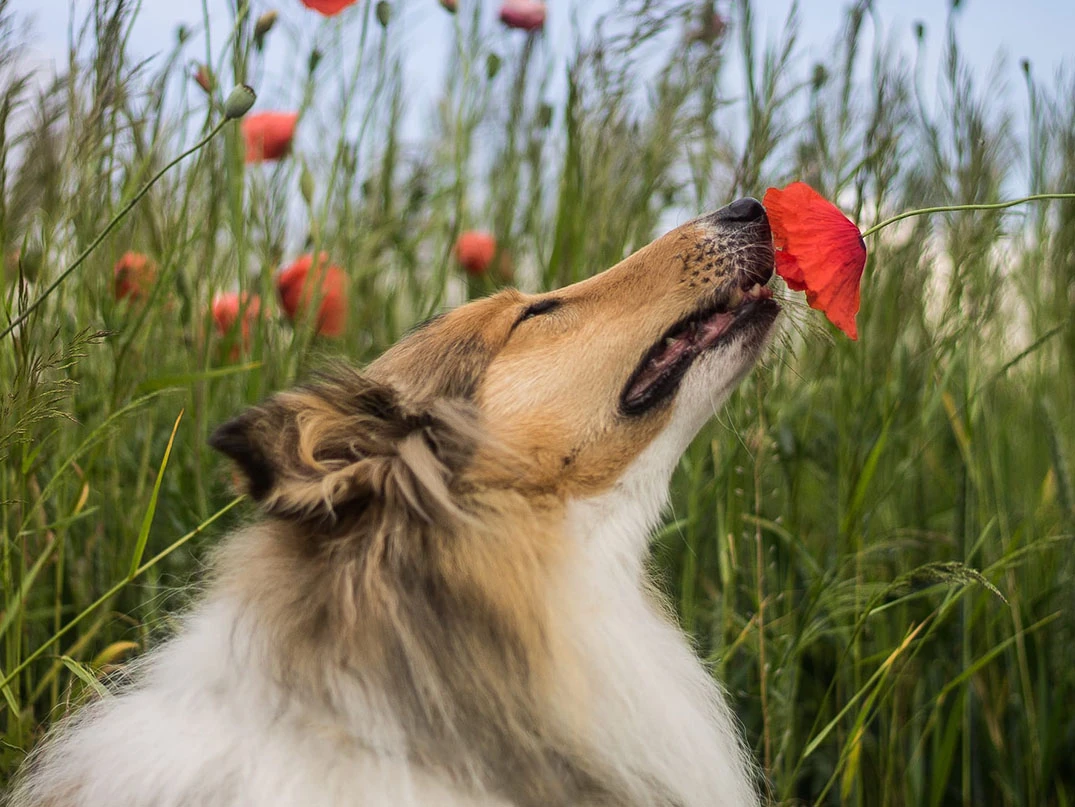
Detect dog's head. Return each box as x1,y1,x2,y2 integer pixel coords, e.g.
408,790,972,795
211,199,777,524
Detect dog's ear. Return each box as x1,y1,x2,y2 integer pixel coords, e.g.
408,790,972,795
209,368,479,525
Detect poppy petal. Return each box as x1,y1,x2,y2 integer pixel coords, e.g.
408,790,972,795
773,250,806,291
241,112,299,163
276,253,348,337
763,182,867,340
300,0,359,16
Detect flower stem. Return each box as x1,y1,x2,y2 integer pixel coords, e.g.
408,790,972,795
0,119,231,341
860,192,1075,239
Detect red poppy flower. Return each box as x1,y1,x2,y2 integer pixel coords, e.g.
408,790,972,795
300,0,359,15
276,253,348,337
499,0,546,31
212,292,262,358
439,0,457,11
763,182,867,340
113,251,157,302
241,112,298,163
454,231,497,277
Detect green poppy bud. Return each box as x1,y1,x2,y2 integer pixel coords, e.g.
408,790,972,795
536,103,553,129
224,85,257,119
255,10,278,38
376,1,391,27
254,10,278,50
300,164,316,207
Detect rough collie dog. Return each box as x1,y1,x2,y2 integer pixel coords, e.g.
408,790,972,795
9,198,778,807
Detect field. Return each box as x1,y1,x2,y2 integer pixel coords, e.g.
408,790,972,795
1,0,1073,804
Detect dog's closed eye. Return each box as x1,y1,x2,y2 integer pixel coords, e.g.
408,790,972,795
513,298,560,330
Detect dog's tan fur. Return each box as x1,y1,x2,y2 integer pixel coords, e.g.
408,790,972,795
9,203,776,807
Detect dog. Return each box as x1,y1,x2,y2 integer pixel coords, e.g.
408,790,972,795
8,198,778,807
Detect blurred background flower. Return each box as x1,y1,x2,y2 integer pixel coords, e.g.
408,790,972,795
454,231,497,277
112,251,156,302
212,291,262,359
276,253,348,337
241,111,298,162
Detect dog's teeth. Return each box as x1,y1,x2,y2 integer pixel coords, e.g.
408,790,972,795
664,337,678,348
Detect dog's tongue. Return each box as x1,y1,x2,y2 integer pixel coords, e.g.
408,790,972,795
624,310,736,406
697,311,735,348
627,341,690,401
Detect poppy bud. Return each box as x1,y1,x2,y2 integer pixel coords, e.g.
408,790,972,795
811,64,828,92
536,103,553,128
300,164,316,207
486,52,502,80
376,1,391,27
224,85,257,119
308,48,323,74
193,64,213,94
499,0,546,31
254,10,278,39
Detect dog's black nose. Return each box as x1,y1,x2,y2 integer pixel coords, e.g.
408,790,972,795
713,197,767,224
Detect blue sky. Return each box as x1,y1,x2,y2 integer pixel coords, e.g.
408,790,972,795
11,0,1073,201
9,1,1070,270
17,1,1073,102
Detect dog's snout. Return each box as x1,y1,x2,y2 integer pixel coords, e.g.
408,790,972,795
688,197,774,289
713,197,767,225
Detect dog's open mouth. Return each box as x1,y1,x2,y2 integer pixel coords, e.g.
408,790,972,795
621,275,779,417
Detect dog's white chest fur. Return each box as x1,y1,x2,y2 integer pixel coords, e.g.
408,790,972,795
554,428,758,807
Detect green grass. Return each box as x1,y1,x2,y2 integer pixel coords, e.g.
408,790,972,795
1,1,1072,804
